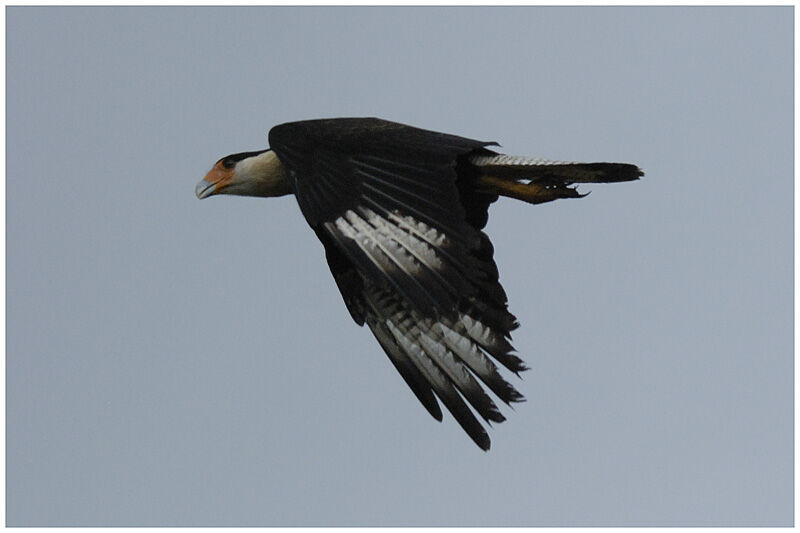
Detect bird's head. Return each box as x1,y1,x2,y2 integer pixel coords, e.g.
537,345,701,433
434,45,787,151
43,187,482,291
196,149,292,199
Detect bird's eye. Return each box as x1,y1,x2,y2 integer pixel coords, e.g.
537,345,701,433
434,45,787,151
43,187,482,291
221,157,236,169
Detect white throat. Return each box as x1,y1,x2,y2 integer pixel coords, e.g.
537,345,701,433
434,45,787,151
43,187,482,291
237,150,292,198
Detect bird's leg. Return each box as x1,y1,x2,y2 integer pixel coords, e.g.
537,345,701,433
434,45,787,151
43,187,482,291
473,175,588,205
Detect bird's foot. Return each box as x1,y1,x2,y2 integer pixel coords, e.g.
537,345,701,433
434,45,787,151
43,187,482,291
523,183,590,204
475,175,590,205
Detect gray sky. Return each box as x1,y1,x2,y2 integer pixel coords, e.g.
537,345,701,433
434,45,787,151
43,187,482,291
7,6,792,526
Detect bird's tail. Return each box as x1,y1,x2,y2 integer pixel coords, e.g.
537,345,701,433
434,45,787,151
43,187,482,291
468,153,643,205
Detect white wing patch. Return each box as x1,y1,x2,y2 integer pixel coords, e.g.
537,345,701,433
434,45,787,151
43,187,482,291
327,208,467,313
359,207,445,272
386,212,449,248
333,209,451,276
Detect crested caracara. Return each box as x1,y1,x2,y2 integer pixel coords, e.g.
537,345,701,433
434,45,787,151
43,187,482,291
196,117,642,450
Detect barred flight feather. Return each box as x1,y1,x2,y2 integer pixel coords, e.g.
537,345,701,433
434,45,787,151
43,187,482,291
363,283,524,450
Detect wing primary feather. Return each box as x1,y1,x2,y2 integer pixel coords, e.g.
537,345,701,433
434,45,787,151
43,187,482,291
364,286,497,444
467,298,520,336
385,318,491,451
323,220,409,302
357,206,464,299
366,316,443,421
417,328,505,423
344,210,444,314
460,312,528,375
360,197,472,274
438,321,525,405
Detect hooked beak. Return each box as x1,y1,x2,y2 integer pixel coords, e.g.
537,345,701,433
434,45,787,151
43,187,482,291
196,164,233,199
195,178,215,199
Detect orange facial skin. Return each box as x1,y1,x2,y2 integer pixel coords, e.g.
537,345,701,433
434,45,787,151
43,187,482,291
202,161,235,193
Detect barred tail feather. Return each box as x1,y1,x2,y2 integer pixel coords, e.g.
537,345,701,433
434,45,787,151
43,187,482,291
469,153,642,205
470,154,643,183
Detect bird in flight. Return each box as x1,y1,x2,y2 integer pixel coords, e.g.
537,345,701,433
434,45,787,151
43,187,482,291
196,117,642,450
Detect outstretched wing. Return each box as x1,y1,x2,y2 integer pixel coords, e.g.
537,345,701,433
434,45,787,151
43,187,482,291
269,118,526,450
